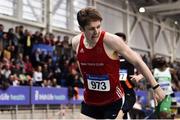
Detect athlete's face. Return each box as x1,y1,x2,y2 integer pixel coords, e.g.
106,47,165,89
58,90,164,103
81,20,101,42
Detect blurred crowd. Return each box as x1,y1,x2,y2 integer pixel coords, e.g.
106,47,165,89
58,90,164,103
0,23,180,96
0,24,83,99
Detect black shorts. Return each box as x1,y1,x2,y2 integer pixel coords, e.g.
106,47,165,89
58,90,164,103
81,99,122,119
122,89,136,113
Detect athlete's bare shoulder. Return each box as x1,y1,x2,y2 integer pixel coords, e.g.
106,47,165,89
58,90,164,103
169,67,177,74
103,32,127,53
72,33,82,52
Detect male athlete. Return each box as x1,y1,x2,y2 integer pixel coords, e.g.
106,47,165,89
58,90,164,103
115,32,144,119
72,6,165,119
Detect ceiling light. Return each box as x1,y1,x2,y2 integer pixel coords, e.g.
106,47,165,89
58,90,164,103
139,7,145,13
174,21,178,25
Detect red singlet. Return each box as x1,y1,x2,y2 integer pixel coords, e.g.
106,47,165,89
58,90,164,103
77,31,124,106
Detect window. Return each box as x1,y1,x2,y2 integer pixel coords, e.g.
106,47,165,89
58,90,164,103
23,0,43,22
0,0,14,16
52,0,67,29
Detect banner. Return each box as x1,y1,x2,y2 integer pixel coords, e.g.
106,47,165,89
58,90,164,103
31,87,68,104
0,86,30,105
32,44,53,55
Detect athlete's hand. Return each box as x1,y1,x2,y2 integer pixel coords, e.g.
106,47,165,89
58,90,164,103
153,86,166,103
130,74,144,83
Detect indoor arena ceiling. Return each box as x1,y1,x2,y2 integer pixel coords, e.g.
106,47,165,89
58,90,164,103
128,0,180,27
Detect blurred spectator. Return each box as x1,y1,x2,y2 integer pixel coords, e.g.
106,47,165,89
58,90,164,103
42,63,53,81
11,60,22,76
19,74,29,86
32,31,43,44
54,62,62,86
41,79,49,87
55,35,63,56
67,61,80,100
51,78,60,88
15,53,25,73
31,48,42,67
2,32,10,49
0,24,4,57
10,45,17,60
14,26,20,40
0,61,11,90
44,33,51,45
10,74,20,86
0,73,10,90
8,28,18,54
32,65,43,86
23,30,34,56
2,46,11,60
0,24,4,39
18,25,25,53
24,55,33,76
1,64,11,79
62,36,73,59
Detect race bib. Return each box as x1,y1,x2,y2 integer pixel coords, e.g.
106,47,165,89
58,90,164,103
119,69,127,81
87,74,110,91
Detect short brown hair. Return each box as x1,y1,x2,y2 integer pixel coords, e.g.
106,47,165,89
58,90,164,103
77,7,102,29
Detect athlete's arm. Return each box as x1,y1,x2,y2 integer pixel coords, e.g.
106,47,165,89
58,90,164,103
71,34,81,53
130,74,144,83
170,68,177,76
104,32,165,102
170,68,179,89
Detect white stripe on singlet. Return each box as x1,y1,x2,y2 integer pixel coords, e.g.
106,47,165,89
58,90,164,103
116,86,125,109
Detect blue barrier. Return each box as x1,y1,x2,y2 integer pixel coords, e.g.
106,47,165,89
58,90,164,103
1,86,180,105
0,86,30,105
0,86,84,105
31,87,68,104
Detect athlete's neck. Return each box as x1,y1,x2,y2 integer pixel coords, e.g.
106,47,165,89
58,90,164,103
158,67,167,72
84,37,99,49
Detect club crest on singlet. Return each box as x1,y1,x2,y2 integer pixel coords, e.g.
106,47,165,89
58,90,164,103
86,74,110,91
119,69,127,81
